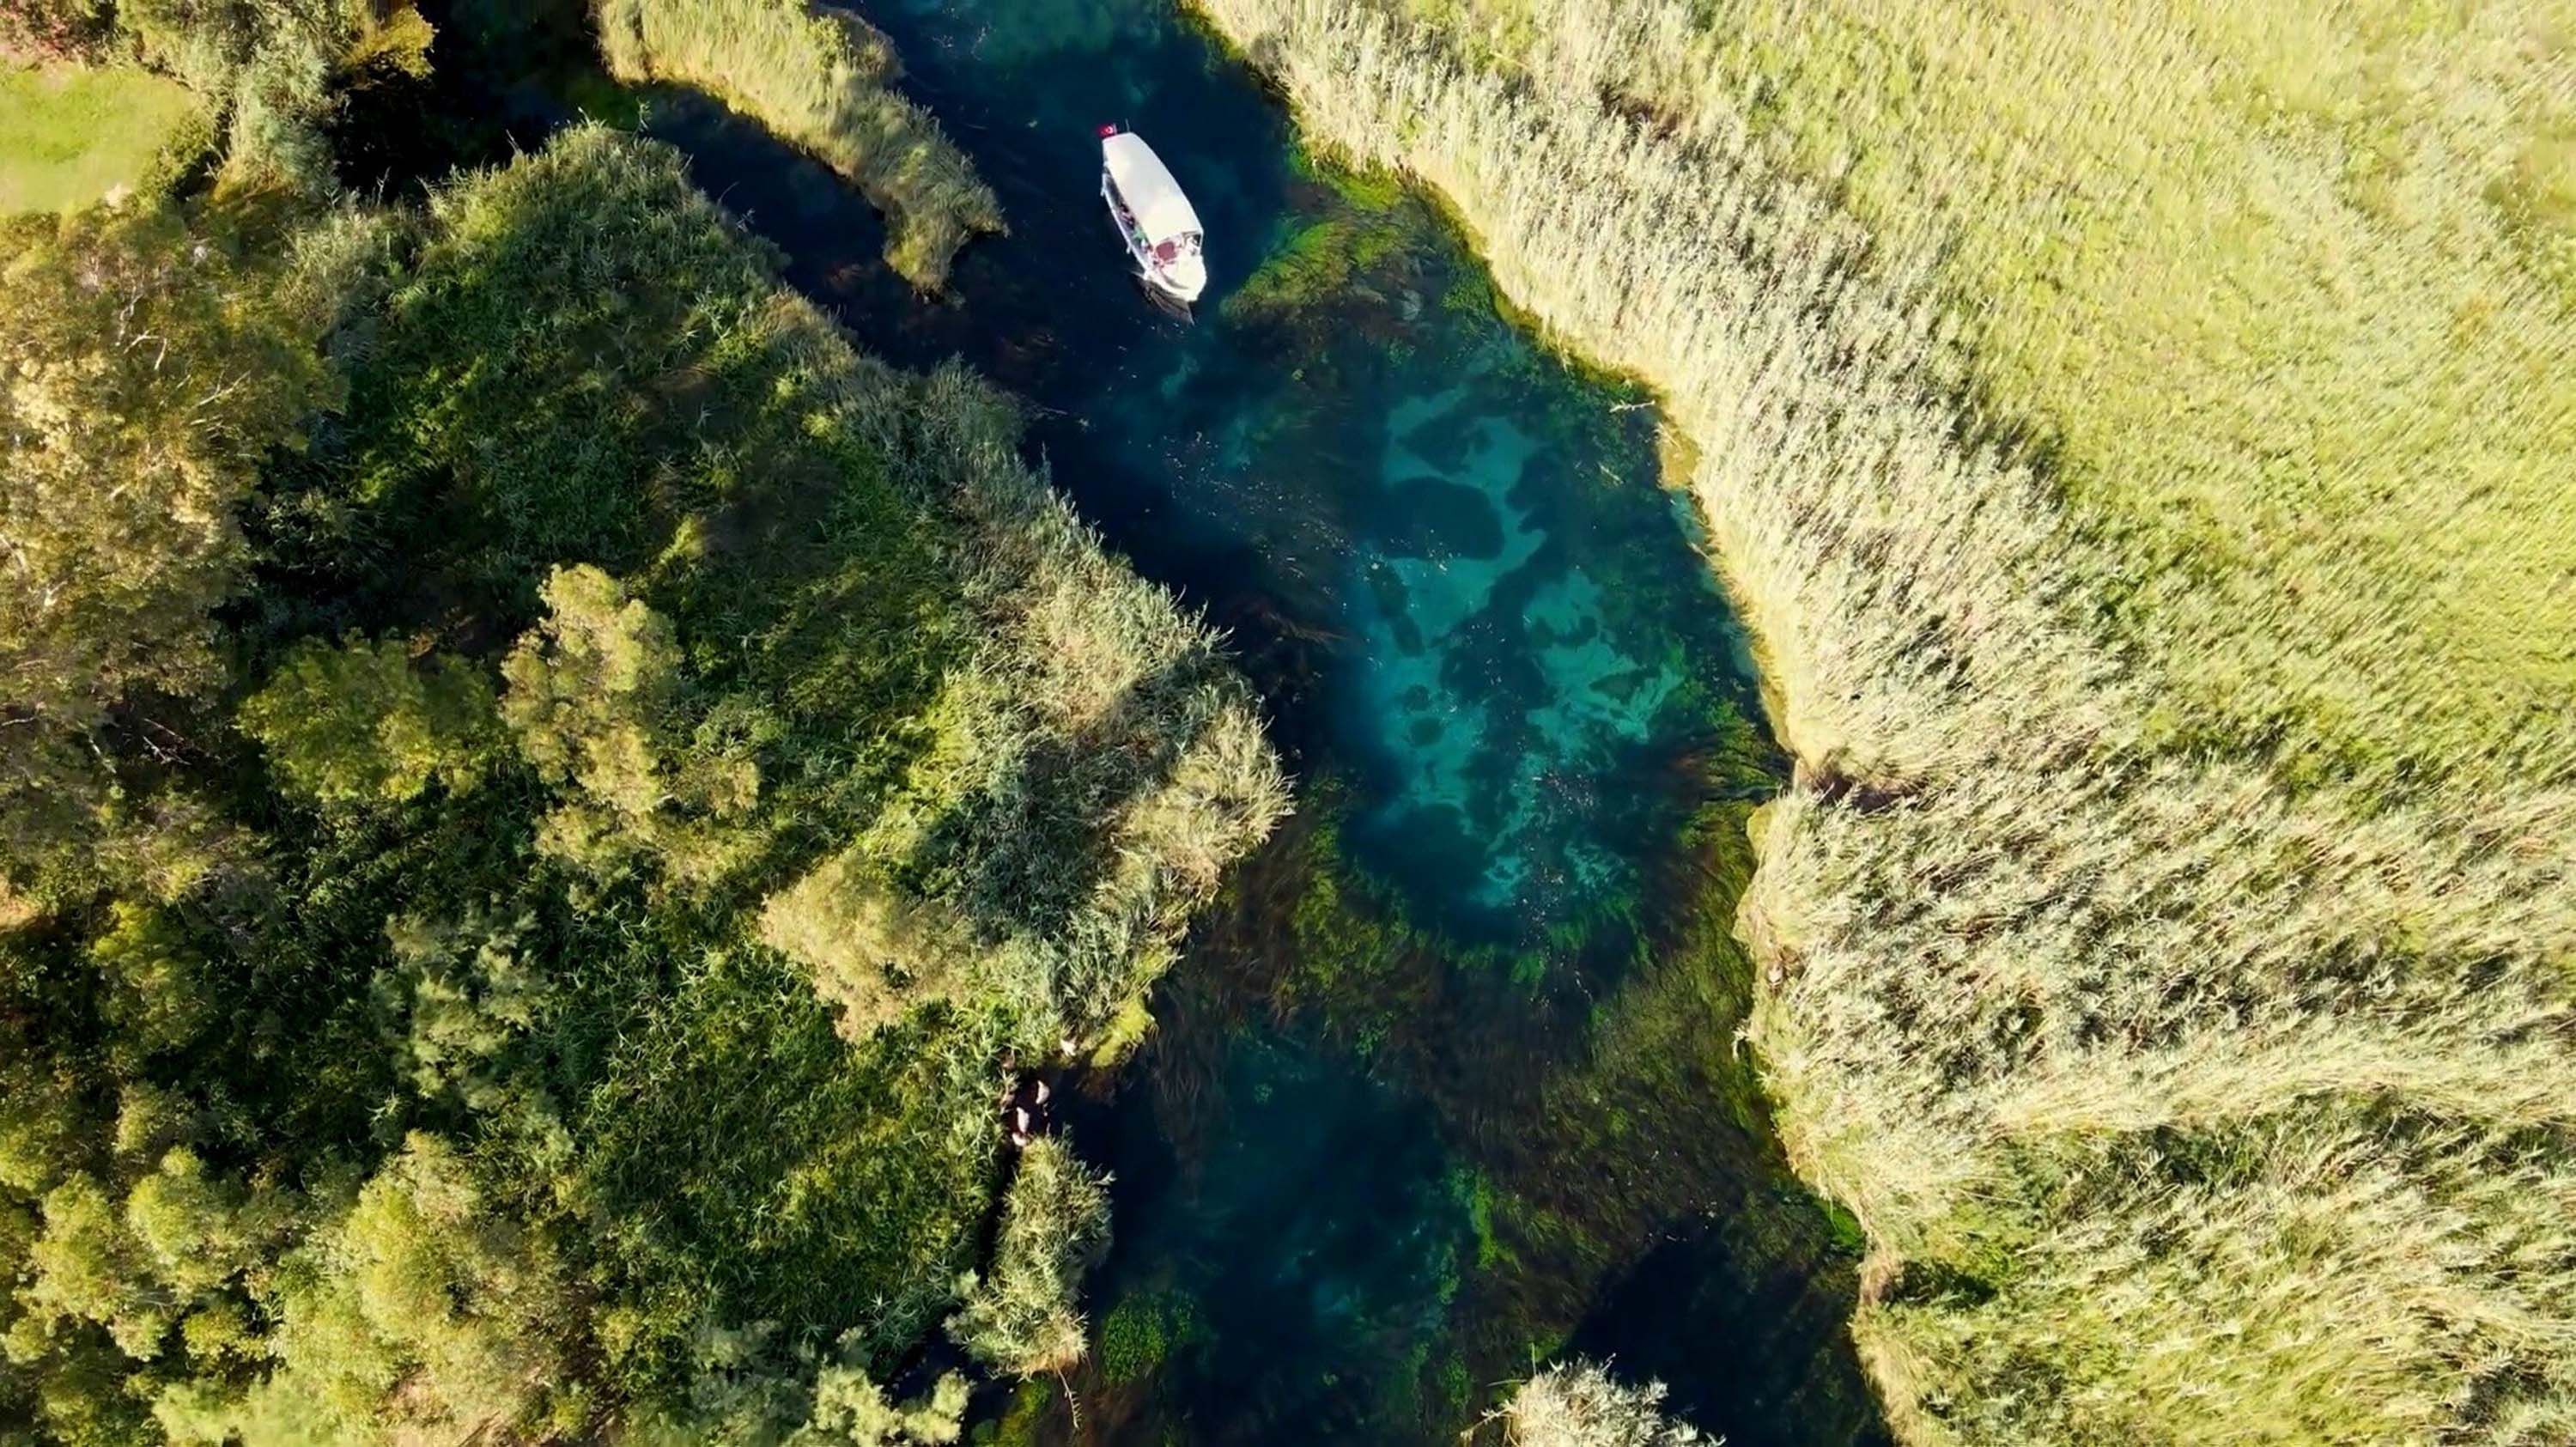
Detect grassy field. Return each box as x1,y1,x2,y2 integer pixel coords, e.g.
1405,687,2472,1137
0,61,200,214
595,0,1004,288
1188,0,2576,1442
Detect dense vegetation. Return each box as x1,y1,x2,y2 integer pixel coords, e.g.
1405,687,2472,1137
594,0,1003,289
0,23,1278,1434
1191,0,2576,1442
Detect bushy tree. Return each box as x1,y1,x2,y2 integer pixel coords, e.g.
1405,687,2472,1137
86,901,216,1061
122,1147,292,1297
0,199,334,901
948,1139,1109,1377
3,1151,286,1408
168,1132,582,1444
757,848,975,1040
7,1171,170,1362
501,563,771,886
238,635,497,806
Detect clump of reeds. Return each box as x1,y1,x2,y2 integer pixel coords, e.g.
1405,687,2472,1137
949,1138,1112,1377
594,0,1003,289
1490,1361,1708,1447
1188,0,2576,1441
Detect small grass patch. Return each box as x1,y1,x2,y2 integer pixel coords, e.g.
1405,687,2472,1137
0,62,202,214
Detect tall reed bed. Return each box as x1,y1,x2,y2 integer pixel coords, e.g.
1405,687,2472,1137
594,0,1002,288
1191,0,2576,1441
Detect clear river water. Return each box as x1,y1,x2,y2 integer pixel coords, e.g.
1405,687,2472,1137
361,1,1893,1441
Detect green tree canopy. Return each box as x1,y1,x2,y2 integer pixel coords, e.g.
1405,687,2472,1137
0,198,332,899
501,562,769,885
238,634,497,806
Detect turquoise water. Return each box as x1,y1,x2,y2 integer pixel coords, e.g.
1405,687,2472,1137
647,3,1759,945
368,0,1885,1440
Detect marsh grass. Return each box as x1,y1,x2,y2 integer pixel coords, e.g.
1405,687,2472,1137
1189,0,2576,1441
594,0,1003,289
1493,1361,1708,1447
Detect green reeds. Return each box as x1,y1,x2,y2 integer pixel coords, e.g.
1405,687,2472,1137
595,0,1004,289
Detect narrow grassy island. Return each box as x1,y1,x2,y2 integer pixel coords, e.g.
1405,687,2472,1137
595,0,1005,289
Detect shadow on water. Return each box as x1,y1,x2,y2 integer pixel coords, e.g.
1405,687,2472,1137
347,0,1890,1441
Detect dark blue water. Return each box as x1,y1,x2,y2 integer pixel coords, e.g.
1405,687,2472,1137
361,1,1884,1440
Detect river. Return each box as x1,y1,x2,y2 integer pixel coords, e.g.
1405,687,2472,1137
352,1,1890,1441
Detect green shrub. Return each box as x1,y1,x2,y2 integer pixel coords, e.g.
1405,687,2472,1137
240,634,498,806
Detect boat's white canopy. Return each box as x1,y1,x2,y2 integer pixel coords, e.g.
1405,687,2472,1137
1103,131,1202,245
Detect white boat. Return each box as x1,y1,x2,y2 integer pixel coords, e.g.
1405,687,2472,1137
1100,125,1206,304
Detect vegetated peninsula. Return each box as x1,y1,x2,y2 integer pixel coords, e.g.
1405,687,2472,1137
0,5,1279,1440
594,0,1004,289
1196,0,2576,1443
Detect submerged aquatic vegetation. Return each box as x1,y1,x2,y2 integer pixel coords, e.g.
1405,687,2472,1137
1191,0,2576,1441
1126,773,1879,1443
595,0,1004,288
1227,151,1419,323
1095,1285,1206,1386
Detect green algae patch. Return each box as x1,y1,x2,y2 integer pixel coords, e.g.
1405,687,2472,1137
1097,1286,1207,1387
1226,149,1425,325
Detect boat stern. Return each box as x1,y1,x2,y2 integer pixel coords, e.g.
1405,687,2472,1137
1159,251,1207,302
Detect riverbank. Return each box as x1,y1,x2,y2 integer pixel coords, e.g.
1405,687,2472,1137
1186,0,2576,1442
